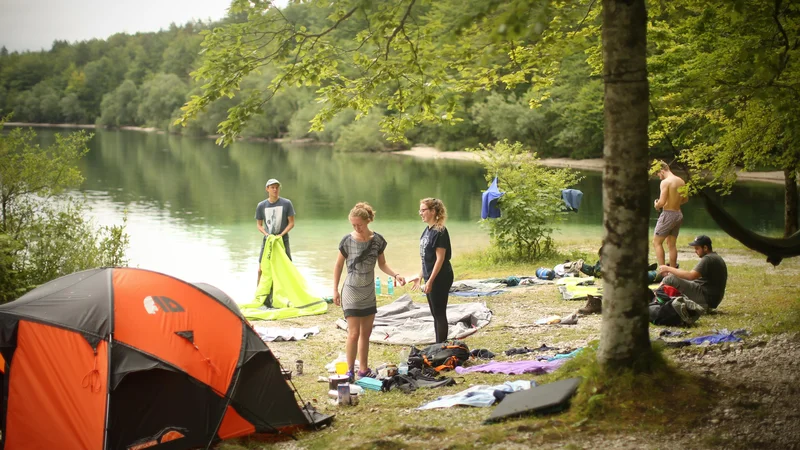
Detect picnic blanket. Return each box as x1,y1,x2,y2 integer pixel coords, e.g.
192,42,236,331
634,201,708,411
335,294,493,345
556,277,601,300
556,277,661,300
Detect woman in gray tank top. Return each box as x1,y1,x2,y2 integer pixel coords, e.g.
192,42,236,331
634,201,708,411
333,202,406,380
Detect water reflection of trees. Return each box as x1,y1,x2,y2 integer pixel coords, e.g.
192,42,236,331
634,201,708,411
79,130,485,223
573,172,790,234
46,127,789,234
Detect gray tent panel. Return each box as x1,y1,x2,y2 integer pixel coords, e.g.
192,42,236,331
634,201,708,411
0,268,111,338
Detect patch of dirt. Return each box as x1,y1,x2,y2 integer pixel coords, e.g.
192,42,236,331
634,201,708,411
535,332,800,450
467,280,800,450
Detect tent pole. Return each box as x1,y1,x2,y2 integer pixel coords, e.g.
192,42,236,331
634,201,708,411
103,335,112,450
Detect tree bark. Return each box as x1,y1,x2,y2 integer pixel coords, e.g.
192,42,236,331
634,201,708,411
785,169,798,237
597,0,652,368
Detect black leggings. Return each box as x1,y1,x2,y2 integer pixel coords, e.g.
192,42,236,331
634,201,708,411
426,269,454,343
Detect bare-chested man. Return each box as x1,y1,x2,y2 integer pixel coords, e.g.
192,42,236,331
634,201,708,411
653,161,688,268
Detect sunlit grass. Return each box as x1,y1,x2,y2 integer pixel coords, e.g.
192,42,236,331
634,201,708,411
223,238,800,449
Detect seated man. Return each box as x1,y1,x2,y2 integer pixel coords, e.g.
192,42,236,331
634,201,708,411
658,235,728,309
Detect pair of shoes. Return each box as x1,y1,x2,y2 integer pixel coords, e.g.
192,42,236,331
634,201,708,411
578,294,602,315
357,368,376,379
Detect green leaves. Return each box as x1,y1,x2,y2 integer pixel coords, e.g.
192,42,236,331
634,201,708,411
648,0,800,195
180,0,600,147
0,122,129,303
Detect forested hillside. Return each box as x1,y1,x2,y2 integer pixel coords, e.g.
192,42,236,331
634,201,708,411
0,6,605,157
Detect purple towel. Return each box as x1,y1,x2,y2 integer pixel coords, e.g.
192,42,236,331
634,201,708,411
455,359,567,375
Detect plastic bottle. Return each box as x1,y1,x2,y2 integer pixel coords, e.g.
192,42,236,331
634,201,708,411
387,276,394,295
398,346,410,374
375,276,381,295
398,346,410,364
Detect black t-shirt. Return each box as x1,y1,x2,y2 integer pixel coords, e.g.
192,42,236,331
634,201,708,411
694,252,728,304
420,226,452,280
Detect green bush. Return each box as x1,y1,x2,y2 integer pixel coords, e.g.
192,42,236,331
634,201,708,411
98,80,139,127
136,73,189,128
0,122,129,303
471,92,548,146
334,112,390,152
289,104,358,143
469,140,583,260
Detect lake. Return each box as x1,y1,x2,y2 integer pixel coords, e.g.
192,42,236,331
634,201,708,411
23,127,793,302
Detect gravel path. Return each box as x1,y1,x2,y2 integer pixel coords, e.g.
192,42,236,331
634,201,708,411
527,332,800,450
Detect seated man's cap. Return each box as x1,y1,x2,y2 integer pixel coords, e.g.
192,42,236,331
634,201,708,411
266,178,281,187
688,235,712,247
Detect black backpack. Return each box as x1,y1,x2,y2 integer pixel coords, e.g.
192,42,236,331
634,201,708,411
649,295,703,327
409,339,471,372
380,369,456,394
649,298,683,326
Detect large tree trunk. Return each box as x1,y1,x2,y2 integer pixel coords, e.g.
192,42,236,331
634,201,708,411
597,0,652,368
785,169,798,237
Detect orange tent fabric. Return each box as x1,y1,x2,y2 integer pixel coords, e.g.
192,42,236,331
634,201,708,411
0,268,331,449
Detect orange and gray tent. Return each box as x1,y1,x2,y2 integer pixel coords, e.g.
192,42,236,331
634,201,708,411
0,267,330,450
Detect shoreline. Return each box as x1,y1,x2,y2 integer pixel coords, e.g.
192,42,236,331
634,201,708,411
5,122,786,184
398,146,787,185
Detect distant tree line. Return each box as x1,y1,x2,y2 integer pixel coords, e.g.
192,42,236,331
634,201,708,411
0,10,605,157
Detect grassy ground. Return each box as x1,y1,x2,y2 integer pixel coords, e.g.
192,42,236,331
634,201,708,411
219,235,800,450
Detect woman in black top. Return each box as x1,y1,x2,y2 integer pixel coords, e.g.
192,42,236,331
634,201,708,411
409,198,453,343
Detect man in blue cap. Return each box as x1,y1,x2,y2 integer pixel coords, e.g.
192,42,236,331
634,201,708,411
255,178,295,285
658,235,728,309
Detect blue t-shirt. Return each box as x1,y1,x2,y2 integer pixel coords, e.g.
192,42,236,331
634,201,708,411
420,226,452,281
255,197,295,244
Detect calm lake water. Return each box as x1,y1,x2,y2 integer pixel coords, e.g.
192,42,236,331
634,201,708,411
25,128,792,302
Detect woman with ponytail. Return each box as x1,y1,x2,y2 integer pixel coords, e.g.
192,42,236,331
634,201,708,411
408,198,454,343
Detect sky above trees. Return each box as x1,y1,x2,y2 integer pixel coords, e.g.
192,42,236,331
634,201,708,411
0,0,234,52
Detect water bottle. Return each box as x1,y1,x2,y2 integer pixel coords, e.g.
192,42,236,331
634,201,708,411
398,345,409,374
387,276,394,295
398,346,409,365
375,276,381,295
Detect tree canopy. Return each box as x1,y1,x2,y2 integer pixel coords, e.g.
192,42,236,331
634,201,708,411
648,1,800,191
1,6,608,157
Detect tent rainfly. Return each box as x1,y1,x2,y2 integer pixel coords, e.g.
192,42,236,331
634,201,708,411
0,267,330,450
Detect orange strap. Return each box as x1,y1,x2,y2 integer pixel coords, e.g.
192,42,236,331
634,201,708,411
82,352,102,393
